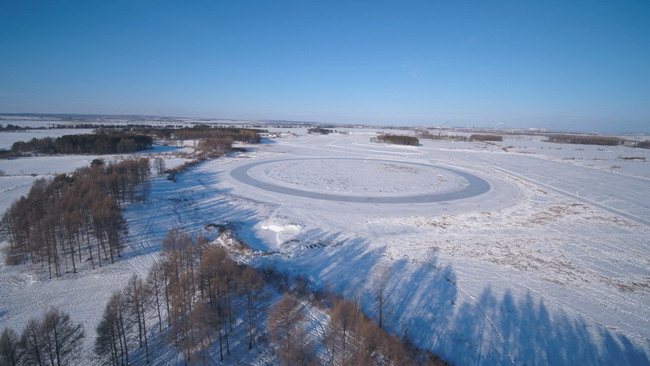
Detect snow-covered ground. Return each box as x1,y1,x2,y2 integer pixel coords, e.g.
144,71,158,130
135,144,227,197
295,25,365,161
219,131,650,365
1,129,649,365
0,128,95,150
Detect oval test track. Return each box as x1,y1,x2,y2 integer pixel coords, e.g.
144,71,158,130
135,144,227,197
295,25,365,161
230,158,490,204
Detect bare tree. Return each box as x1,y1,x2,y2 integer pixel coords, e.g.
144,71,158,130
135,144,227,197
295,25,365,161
41,307,85,366
237,266,266,350
0,327,20,366
124,274,151,363
147,261,165,331
267,294,306,362
19,319,44,366
96,291,131,366
324,299,359,366
153,157,166,176
188,301,212,365
95,312,120,366
374,265,392,329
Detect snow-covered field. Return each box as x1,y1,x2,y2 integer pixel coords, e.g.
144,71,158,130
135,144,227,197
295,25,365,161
0,128,95,150
1,128,649,365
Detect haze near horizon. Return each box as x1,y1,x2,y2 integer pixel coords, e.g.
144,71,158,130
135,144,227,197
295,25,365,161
1,0,649,133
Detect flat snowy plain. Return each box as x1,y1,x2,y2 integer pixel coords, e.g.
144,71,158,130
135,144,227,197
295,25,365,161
1,127,650,365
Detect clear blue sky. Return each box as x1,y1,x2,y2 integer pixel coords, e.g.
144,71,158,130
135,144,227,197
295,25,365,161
1,0,649,132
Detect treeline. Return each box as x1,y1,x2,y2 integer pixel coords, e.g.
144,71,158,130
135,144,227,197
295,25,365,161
1,158,150,277
94,229,447,365
470,134,503,142
0,124,31,131
9,132,152,155
134,126,262,144
268,293,446,365
419,133,469,142
374,134,420,146
546,134,623,146
0,307,85,366
95,229,267,364
307,127,334,134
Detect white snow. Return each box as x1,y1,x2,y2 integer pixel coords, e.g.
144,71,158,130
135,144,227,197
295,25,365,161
1,129,649,365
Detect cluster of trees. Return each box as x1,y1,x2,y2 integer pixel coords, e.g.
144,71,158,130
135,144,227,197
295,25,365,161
134,126,262,144
197,136,234,157
470,134,503,142
546,134,623,146
92,228,447,365
10,132,153,155
307,127,334,134
373,135,420,146
1,158,151,276
0,124,31,131
268,294,446,366
418,132,469,142
0,307,85,366
95,229,268,364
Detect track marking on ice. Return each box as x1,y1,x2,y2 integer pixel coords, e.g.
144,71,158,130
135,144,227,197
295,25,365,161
230,158,491,204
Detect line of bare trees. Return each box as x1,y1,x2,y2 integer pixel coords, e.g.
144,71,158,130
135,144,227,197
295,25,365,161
470,134,503,142
373,135,420,146
133,126,262,144
94,228,446,365
95,229,269,365
545,134,622,146
1,158,150,277
267,289,446,366
0,307,85,366
9,132,152,156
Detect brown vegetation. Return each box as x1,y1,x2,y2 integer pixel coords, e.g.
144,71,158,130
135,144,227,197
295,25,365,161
470,134,503,142
418,133,468,142
10,132,152,156
134,126,262,144
307,127,334,134
373,135,420,146
0,308,85,366
1,158,150,276
546,134,623,146
90,229,449,365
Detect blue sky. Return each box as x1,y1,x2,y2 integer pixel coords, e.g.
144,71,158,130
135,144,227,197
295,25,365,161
1,0,649,132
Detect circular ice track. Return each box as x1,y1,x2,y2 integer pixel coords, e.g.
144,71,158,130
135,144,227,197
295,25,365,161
230,158,490,204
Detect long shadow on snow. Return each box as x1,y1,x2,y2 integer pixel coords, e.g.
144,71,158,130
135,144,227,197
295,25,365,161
261,242,649,366
251,228,386,297
380,255,649,366
121,161,649,365
121,161,260,261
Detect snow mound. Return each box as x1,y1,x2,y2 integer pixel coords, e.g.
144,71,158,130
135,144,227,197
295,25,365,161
255,221,302,250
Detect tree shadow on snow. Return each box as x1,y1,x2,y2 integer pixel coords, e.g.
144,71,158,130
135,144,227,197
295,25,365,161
374,253,649,366
265,241,650,366
119,161,650,366
121,162,260,261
